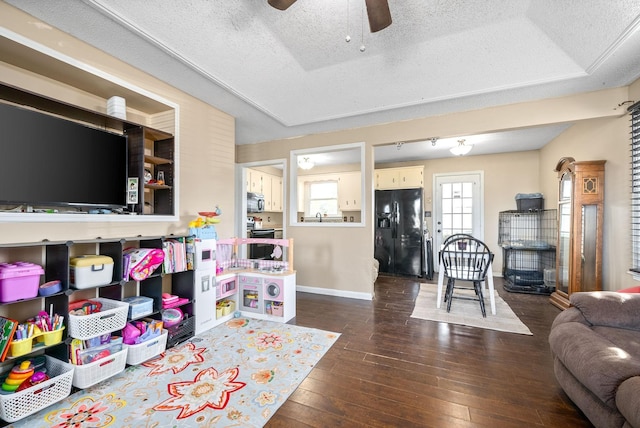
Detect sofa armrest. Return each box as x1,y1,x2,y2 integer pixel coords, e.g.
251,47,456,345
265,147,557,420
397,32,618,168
570,291,640,329
551,306,589,330
616,377,640,427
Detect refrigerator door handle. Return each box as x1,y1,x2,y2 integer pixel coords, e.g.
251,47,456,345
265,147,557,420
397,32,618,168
392,201,398,239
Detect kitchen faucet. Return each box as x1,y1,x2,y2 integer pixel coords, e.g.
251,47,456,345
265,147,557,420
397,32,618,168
316,212,322,222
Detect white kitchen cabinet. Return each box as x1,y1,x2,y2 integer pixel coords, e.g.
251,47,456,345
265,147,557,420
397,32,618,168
375,166,423,189
338,171,361,211
271,175,283,212
247,169,282,212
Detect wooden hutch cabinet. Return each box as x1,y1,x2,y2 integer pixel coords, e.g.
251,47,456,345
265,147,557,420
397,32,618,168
550,157,605,310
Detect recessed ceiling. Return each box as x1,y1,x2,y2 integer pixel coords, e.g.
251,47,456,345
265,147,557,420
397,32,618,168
5,0,640,161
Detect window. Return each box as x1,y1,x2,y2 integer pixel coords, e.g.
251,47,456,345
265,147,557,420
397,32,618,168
308,181,339,217
290,142,365,227
631,101,640,272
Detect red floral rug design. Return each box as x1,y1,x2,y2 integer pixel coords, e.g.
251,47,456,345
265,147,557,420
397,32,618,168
141,341,207,375
153,367,245,419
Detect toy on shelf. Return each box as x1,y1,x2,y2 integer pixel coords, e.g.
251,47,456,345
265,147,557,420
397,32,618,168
161,293,189,309
189,206,221,240
1,361,35,392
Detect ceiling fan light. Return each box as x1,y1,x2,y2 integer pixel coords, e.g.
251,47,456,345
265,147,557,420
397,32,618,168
267,0,297,11
365,0,392,33
298,157,315,170
450,140,473,156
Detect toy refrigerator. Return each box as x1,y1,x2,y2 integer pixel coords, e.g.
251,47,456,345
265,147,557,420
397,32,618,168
193,239,217,335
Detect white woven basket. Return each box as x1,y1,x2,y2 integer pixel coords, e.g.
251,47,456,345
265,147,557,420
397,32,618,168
72,348,128,389
125,330,168,365
0,356,74,422
68,298,129,340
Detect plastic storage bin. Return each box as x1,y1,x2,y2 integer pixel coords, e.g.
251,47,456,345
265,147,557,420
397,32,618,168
68,298,129,340
0,262,44,303
515,193,543,211
70,255,114,289
0,356,74,422
125,329,168,365
123,296,154,319
72,347,128,389
10,327,65,357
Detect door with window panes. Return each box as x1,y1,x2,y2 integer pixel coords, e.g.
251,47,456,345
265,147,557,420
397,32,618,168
434,173,483,270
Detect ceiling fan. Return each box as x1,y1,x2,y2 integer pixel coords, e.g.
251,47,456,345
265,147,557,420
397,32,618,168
267,0,392,33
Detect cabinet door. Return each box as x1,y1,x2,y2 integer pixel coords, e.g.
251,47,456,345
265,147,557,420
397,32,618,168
400,166,424,188
375,169,399,190
338,171,361,210
271,176,283,212
262,173,273,211
248,169,262,194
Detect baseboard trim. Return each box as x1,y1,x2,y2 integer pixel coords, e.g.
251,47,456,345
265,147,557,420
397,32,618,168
296,285,373,301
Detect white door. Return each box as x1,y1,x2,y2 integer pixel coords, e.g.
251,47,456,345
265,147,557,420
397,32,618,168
433,172,484,270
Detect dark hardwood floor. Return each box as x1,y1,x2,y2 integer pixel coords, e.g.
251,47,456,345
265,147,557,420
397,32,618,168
267,275,593,427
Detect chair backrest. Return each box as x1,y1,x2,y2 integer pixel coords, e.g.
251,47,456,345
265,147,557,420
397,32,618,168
441,235,494,281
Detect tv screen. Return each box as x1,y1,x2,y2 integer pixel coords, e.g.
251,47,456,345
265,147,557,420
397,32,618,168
0,102,128,210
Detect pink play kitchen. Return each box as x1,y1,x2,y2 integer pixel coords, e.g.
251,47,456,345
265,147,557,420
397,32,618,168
214,237,296,323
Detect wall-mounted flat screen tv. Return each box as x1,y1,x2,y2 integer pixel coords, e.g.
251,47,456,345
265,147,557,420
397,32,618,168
0,102,128,210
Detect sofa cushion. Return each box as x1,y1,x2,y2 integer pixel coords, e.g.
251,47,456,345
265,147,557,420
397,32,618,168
570,291,640,330
617,377,640,428
549,321,640,408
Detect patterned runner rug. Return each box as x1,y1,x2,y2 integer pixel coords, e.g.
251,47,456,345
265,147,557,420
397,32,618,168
8,318,340,427
411,283,532,335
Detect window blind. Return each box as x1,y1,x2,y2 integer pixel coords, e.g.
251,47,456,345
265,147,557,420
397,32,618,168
630,101,640,272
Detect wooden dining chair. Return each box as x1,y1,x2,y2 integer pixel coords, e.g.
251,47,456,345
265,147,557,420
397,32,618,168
440,235,494,317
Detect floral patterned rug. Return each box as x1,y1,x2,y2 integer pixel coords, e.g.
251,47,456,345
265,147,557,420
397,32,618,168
7,318,340,427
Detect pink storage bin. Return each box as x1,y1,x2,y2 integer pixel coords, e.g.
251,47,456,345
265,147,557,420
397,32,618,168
0,262,44,303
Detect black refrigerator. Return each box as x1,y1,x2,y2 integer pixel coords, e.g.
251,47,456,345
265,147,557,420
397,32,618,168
374,189,424,277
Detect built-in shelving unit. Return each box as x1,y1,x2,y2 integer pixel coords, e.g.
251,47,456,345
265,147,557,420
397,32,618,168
0,79,176,218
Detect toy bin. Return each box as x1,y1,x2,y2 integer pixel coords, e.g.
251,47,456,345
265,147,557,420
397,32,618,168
0,356,74,422
69,255,114,289
37,327,65,347
125,329,168,365
9,338,33,358
0,262,44,303
123,296,154,319
72,347,127,389
271,303,284,317
68,298,129,340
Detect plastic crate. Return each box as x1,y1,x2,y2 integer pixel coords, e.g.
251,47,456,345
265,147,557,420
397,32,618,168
125,330,168,365
72,347,128,389
0,356,74,422
68,298,129,340
166,316,195,348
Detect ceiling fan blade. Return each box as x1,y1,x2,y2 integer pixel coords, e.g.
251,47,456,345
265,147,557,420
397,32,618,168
365,0,392,33
268,0,298,11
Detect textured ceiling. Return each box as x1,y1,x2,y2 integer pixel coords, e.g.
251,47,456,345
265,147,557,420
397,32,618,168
5,0,640,162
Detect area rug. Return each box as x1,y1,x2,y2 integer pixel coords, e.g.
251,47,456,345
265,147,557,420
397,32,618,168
7,318,340,427
411,283,532,335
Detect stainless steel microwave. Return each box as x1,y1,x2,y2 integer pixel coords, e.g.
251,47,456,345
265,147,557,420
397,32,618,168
247,192,265,213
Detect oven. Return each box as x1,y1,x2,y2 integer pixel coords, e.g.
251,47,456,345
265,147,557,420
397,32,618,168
249,228,275,260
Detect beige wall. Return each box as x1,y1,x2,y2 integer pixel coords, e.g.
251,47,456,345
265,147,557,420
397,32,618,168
0,4,236,242
540,115,632,290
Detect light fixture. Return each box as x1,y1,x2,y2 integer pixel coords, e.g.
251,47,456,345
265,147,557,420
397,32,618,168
298,157,315,170
450,139,472,156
